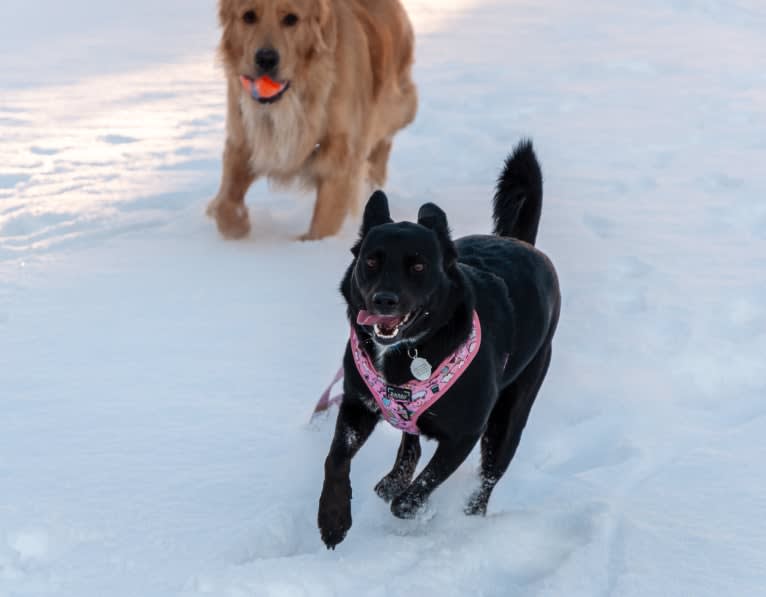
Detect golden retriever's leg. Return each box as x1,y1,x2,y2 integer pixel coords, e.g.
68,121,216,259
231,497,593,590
208,79,256,239
303,168,363,240
367,138,392,189
304,133,365,240
366,83,417,192
400,81,419,131
208,138,256,240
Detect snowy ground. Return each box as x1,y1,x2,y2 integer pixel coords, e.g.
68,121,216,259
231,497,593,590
2,0,765,595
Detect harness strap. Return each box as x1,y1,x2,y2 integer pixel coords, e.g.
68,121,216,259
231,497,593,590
350,311,482,434
311,366,344,418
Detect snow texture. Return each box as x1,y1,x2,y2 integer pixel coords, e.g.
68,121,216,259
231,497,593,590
1,0,765,596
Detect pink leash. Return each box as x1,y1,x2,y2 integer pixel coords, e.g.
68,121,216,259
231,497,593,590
311,366,344,419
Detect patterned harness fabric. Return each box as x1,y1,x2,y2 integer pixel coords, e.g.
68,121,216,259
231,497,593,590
350,311,482,434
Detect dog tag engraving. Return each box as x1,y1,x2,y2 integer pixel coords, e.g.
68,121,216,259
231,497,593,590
410,356,433,381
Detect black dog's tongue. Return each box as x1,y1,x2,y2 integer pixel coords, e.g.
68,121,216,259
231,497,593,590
357,310,403,327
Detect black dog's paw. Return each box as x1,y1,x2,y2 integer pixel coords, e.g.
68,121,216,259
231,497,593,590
464,490,489,516
374,473,410,503
391,492,424,519
318,478,352,549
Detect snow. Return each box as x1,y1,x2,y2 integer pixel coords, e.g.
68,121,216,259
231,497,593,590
1,0,765,595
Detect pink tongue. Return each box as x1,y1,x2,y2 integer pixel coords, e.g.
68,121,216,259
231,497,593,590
357,310,402,327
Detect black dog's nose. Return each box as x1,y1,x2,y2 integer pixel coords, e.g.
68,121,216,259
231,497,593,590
372,292,400,311
255,48,280,73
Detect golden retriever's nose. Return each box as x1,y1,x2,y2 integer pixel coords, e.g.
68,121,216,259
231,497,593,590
255,48,280,75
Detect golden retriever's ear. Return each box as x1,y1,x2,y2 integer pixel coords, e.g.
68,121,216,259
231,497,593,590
311,0,336,53
217,0,238,64
218,0,230,27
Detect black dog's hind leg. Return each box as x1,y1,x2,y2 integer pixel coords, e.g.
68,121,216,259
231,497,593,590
466,344,552,516
318,398,379,549
391,434,479,519
374,433,422,502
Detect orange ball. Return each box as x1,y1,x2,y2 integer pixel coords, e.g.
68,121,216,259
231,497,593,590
255,76,283,99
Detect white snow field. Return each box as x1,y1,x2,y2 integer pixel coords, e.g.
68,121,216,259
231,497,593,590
1,0,765,595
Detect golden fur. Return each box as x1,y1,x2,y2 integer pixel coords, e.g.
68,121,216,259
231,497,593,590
208,0,418,240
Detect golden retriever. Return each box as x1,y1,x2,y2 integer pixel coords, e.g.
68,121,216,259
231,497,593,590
208,0,418,240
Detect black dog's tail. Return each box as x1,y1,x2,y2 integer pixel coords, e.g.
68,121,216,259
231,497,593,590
492,139,543,245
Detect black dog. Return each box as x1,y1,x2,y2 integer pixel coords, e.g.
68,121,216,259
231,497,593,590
318,140,560,549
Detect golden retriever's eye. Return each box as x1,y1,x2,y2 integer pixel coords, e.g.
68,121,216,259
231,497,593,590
282,13,299,27
411,263,426,274
242,10,257,24
366,257,379,270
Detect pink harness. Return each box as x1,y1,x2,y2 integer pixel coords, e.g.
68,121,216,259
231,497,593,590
349,311,482,434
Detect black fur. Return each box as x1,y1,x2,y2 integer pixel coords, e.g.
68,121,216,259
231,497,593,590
493,138,543,244
318,140,560,548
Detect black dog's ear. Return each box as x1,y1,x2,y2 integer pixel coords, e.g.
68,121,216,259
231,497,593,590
417,203,449,232
418,203,457,269
352,191,393,256
362,191,392,234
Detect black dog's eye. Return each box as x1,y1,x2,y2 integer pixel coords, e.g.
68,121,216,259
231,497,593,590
282,13,299,27
411,262,426,274
243,10,257,24
366,257,379,270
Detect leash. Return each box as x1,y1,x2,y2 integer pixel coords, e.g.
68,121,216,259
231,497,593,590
311,366,344,420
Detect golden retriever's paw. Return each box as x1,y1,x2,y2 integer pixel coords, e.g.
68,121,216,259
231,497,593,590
297,231,338,242
205,197,219,218
297,227,335,242
297,231,320,242
298,222,343,242
212,200,251,240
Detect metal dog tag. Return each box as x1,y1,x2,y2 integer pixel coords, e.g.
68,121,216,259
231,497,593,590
410,356,433,381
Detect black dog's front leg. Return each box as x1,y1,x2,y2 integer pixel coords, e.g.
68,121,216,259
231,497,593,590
391,434,479,519
374,433,421,502
318,397,378,549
